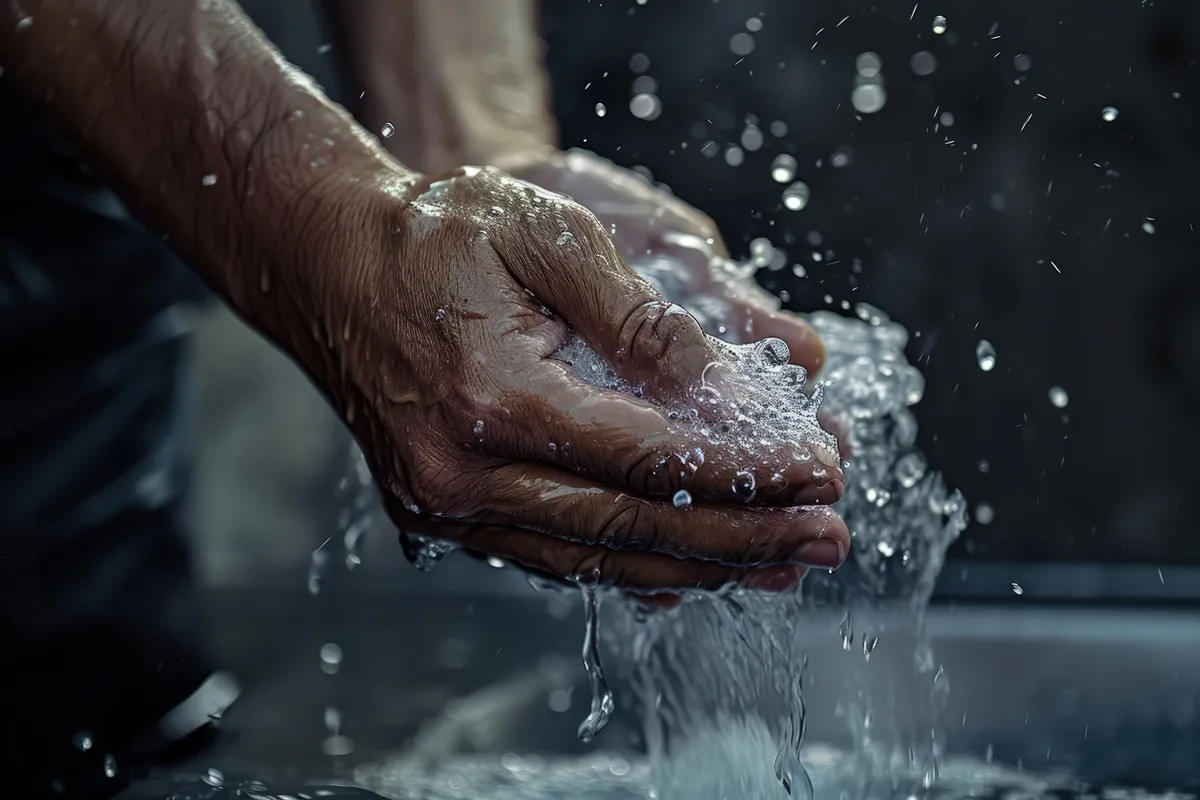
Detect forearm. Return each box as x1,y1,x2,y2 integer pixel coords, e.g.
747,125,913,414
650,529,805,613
0,0,407,356
322,0,557,174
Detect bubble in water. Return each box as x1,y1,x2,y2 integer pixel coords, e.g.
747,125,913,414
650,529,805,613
73,731,93,752
630,93,661,120
320,642,343,674
1048,386,1069,408
595,102,607,117
976,340,997,372
380,122,395,138
932,15,948,34
782,181,810,211
855,52,882,78
732,470,758,501
852,84,887,114
1011,582,1024,595
910,50,938,76
103,754,117,779
673,489,692,508
975,502,995,525
771,154,798,183
1101,106,1119,122
202,768,225,788
729,32,755,56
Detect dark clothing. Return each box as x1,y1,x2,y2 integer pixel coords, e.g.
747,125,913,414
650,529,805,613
0,89,214,796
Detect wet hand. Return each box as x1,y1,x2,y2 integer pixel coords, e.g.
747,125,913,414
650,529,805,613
323,164,848,594
495,148,826,376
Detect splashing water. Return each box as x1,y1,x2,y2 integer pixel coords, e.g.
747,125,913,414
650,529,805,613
353,254,966,800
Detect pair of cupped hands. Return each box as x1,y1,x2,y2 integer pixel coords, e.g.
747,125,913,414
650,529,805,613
331,148,849,599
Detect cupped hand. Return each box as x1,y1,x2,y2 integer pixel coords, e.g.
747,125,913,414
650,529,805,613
327,164,848,594
495,148,826,376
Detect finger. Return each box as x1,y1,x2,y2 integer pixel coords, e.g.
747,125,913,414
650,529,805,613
726,302,826,376
464,461,849,568
494,209,730,406
494,360,845,506
397,512,809,594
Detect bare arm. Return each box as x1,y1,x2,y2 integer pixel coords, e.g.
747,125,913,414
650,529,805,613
320,0,557,174
0,0,409,376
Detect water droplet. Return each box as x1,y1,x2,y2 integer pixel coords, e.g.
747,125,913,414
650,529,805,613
863,635,879,660
932,15,948,35
1048,386,1069,408
1011,582,1024,595
770,120,788,137
201,174,217,186
741,124,764,151
320,642,343,674
202,768,225,788
978,458,990,473
1101,106,1119,123
380,122,395,138
732,470,757,501
629,52,650,73
15,16,32,31
851,83,887,114
894,452,928,488
1142,219,1156,235
724,145,745,167
839,611,854,650
486,555,506,569
910,50,938,76
729,32,755,56
595,102,607,117
473,420,485,437
434,307,446,322
630,93,661,120
746,16,763,32
974,503,995,525
103,754,117,778
673,489,692,508
400,532,458,571
72,731,93,751
855,52,882,78
1013,54,1032,71
782,181,810,211
976,340,997,372
771,154,798,183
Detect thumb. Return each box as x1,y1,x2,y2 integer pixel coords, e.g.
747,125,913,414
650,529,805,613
502,203,731,408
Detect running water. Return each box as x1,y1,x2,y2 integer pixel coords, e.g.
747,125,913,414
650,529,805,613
351,253,967,800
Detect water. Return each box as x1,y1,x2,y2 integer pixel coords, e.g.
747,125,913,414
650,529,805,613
573,577,616,743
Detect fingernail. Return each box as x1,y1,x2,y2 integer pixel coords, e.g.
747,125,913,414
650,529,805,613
742,565,802,592
793,478,844,506
792,539,844,569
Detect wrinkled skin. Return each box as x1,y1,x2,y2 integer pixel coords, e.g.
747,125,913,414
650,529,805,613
336,158,849,595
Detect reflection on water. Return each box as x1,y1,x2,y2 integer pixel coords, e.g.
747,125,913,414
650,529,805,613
144,757,1196,800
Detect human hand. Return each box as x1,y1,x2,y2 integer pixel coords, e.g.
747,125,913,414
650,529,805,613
316,164,848,594
494,149,827,376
